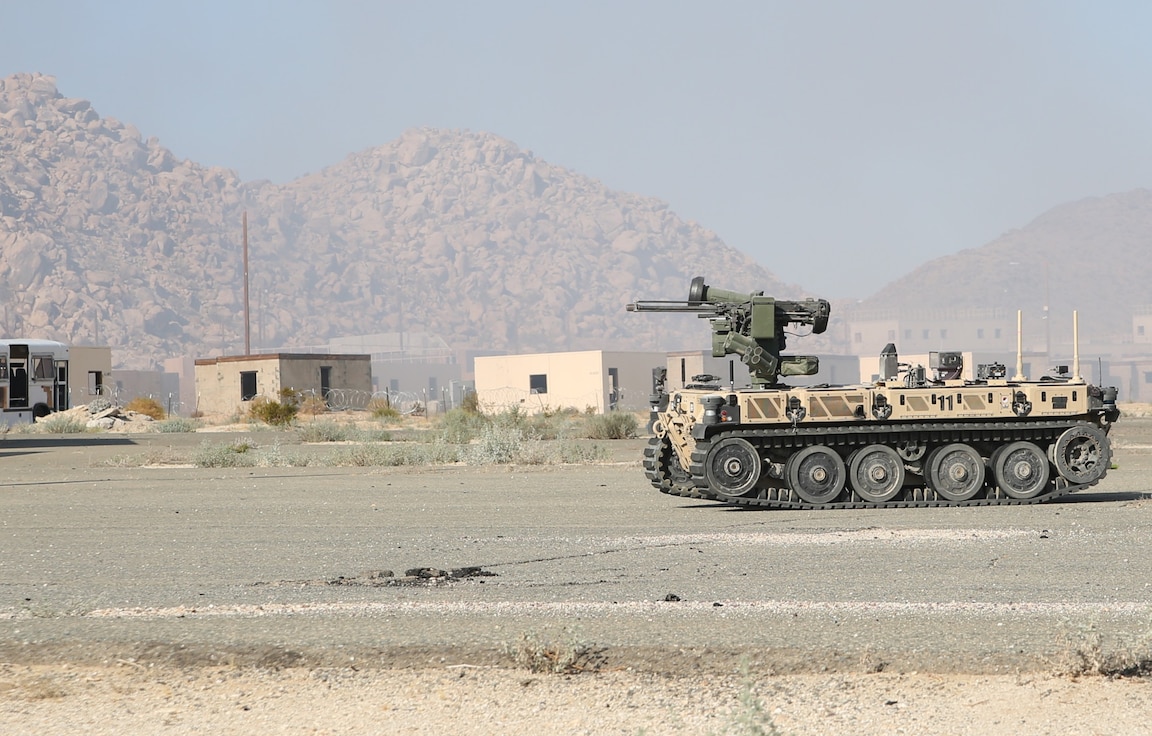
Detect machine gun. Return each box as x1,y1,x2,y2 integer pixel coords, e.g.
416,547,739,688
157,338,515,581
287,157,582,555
627,276,831,387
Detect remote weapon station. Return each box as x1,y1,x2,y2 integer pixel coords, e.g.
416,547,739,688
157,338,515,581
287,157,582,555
627,277,1120,509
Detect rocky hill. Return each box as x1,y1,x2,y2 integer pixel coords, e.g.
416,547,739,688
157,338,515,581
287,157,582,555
0,73,799,369
850,190,1152,347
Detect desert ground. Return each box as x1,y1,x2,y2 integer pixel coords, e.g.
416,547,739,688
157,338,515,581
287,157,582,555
2,412,1151,734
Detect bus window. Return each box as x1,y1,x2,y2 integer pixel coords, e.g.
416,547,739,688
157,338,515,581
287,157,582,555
33,355,54,380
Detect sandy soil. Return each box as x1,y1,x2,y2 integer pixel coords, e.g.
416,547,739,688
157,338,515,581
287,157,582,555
3,663,1152,735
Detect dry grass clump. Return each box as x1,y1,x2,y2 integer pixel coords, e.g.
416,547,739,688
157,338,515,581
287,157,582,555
125,396,166,420
299,393,329,416
505,628,604,675
1052,620,1152,678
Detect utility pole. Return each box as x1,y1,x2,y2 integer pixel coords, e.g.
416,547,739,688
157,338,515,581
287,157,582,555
242,211,251,356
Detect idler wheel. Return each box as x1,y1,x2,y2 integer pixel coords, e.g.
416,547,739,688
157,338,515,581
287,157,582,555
786,445,846,504
1051,425,1111,485
848,444,905,503
926,443,985,502
992,441,1050,499
704,437,762,498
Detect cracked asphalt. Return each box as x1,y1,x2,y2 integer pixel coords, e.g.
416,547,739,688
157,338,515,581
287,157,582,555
2,422,1151,674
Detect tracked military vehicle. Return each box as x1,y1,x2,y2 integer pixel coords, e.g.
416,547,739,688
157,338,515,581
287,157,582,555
627,277,1120,509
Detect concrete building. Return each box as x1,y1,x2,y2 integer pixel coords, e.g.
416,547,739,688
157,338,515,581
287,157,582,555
67,346,112,407
842,307,1021,357
474,350,665,414
1134,306,1152,345
194,353,372,417
1100,356,1152,402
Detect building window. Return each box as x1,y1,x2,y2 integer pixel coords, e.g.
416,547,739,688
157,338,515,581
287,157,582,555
529,374,548,394
429,376,438,393
887,329,896,341
903,329,911,340
853,332,862,343
995,328,1002,339
940,329,947,340
977,328,984,339
922,329,930,340
1145,372,1152,384
389,378,400,393
319,366,332,399
240,371,257,401
607,367,619,409
1140,325,1146,337
87,370,102,395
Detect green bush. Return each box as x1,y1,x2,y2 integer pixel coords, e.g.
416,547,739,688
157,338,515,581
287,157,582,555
550,441,608,464
298,421,351,442
488,406,574,441
330,441,459,467
254,441,309,467
35,414,89,434
460,390,482,415
436,407,490,444
191,439,258,468
583,412,639,440
368,397,402,422
153,417,198,433
247,396,298,426
467,424,526,465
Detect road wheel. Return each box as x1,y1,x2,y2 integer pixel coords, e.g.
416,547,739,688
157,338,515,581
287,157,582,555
704,437,762,498
992,441,1050,499
848,445,905,503
926,443,985,502
786,445,846,504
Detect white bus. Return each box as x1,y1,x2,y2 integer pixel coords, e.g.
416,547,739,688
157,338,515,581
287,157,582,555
0,339,70,425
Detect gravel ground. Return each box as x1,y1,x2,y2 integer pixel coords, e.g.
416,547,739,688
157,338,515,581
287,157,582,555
2,414,1151,734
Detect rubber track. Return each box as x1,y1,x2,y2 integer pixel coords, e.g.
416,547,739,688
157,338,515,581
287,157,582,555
642,419,1109,510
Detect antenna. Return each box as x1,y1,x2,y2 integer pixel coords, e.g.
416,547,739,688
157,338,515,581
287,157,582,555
1012,310,1026,381
1072,310,1081,382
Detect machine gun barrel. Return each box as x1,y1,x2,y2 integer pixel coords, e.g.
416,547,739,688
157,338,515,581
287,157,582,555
625,300,726,313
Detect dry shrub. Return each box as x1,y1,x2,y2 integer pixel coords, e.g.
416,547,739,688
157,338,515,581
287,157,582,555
369,397,401,421
299,393,328,415
125,396,166,420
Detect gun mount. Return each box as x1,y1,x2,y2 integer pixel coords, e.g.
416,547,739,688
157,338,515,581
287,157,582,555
627,276,831,387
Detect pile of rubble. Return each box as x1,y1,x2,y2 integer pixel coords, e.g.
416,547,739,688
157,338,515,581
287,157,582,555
50,399,159,431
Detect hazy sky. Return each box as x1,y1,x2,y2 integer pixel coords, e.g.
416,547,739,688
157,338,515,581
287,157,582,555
4,1,1152,298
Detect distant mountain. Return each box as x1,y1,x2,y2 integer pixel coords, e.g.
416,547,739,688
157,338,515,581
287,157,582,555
850,190,1152,347
0,72,800,368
